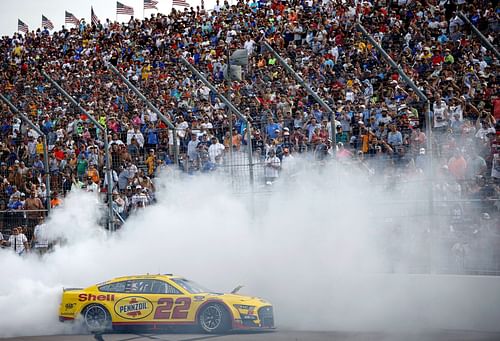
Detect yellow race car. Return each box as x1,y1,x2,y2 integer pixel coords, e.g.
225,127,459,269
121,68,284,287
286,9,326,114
59,274,274,333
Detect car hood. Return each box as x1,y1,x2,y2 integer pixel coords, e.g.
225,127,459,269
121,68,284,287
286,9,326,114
204,293,271,306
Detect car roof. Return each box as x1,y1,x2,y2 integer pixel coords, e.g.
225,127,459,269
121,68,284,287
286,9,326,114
107,274,182,282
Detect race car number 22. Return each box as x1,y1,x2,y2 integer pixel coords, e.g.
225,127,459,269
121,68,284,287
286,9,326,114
154,297,191,319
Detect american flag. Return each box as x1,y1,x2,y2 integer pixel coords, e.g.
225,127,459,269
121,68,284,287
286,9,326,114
144,0,159,10
172,0,190,7
117,2,134,15
18,19,28,33
42,15,54,30
65,11,80,25
91,6,99,26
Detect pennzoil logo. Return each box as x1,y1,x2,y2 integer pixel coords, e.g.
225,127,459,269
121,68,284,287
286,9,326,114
114,296,153,320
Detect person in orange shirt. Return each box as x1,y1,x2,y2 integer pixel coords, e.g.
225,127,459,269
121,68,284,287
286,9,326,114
145,149,157,176
448,148,467,180
50,192,62,208
86,164,100,184
231,129,242,151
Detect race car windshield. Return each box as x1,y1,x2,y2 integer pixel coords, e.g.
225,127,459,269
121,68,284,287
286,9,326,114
172,278,212,294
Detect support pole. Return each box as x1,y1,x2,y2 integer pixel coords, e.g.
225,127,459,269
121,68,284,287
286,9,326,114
458,12,500,60
0,94,51,215
42,70,115,232
180,56,254,187
107,64,179,165
262,41,336,147
226,50,234,182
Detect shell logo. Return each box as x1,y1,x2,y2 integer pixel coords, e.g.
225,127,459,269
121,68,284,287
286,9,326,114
114,296,154,320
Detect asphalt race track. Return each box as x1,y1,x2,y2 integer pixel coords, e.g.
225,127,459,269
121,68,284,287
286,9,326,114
4,330,500,341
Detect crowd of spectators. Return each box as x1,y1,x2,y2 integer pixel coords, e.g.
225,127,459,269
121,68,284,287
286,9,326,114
0,0,498,263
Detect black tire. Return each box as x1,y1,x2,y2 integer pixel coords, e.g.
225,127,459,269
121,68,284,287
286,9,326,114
82,304,112,333
198,303,231,334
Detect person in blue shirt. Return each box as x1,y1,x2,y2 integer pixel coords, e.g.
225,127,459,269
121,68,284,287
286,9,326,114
265,118,281,139
387,124,403,147
8,194,23,210
311,103,324,122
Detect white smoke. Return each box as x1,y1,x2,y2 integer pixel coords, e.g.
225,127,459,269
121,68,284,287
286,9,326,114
0,161,499,337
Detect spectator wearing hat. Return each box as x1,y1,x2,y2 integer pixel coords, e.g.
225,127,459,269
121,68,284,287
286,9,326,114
131,185,149,211
85,177,99,193
8,193,23,210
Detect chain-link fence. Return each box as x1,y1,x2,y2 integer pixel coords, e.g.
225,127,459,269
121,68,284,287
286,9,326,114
0,209,48,241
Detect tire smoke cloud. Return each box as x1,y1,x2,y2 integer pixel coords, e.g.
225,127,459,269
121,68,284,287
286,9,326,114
0,161,499,337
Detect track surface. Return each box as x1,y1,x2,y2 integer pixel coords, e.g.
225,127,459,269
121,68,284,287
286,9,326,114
5,331,500,341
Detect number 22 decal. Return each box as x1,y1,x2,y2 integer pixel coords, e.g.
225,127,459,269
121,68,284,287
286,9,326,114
154,297,191,319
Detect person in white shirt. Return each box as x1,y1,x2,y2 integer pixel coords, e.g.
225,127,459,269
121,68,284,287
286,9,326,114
264,149,281,184
127,127,145,147
475,123,495,140
208,137,225,164
85,177,100,193
433,97,449,129
131,185,149,210
103,166,119,192
2,227,29,255
32,217,49,254
244,36,256,55
176,116,189,139
281,148,296,176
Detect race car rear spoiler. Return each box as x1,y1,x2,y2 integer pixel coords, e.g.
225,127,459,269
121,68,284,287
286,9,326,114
63,287,83,291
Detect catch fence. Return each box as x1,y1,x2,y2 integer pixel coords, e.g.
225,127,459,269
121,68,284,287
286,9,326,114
0,209,48,241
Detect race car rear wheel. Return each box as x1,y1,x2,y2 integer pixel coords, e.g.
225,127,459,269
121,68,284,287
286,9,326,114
82,304,111,332
198,303,230,333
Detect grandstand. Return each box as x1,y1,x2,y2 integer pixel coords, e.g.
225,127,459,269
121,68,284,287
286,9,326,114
0,0,498,272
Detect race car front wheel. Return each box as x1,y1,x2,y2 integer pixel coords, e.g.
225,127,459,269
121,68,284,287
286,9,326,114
82,304,111,332
198,303,230,333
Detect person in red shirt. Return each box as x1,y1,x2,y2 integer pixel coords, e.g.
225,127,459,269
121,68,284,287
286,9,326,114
53,146,65,161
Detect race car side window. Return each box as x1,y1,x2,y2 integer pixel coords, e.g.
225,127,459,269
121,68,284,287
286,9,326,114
99,280,129,293
99,279,182,294
147,280,182,294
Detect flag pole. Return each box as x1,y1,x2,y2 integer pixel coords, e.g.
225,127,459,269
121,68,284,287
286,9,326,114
143,0,145,19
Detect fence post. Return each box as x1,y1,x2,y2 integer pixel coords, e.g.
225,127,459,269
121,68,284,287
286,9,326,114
41,70,115,232
457,12,500,60
107,64,179,165
0,94,51,215
262,41,337,148
179,57,254,188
